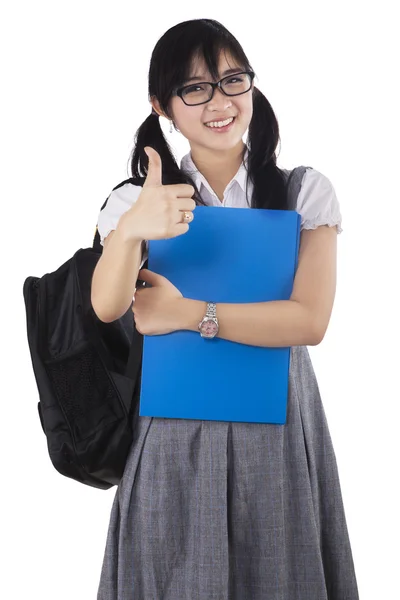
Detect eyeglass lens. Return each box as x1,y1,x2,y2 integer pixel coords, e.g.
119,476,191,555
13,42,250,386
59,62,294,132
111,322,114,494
182,73,252,105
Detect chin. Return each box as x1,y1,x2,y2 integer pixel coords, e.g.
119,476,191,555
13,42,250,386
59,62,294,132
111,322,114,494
208,137,245,150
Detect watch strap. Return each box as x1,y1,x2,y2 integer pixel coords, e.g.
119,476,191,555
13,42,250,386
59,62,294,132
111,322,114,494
206,302,217,318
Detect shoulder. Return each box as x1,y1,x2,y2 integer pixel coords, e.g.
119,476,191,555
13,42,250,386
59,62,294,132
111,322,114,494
96,176,145,245
299,167,336,194
99,176,145,212
295,167,343,234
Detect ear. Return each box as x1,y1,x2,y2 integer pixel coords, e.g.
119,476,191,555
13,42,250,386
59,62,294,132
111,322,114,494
150,96,168,120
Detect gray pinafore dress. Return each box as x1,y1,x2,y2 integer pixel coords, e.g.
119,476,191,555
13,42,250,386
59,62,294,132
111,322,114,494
97,167,359,600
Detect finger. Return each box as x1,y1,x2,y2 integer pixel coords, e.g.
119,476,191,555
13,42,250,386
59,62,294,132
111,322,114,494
143,147,162,188
166,183,196,198
172,198,196,212
138,268,170,286
163,223,190,238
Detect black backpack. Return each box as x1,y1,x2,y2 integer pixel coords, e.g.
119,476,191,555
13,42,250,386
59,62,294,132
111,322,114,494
22,166,308,491
22,197,148,490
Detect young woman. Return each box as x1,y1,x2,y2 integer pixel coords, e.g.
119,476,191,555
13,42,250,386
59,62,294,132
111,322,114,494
92,18,359,600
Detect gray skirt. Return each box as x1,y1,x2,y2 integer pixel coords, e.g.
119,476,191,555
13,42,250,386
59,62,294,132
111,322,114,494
97,345,359,600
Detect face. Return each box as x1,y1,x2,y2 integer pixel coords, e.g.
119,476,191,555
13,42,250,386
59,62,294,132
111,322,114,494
201,319,218,338
155,51,254,154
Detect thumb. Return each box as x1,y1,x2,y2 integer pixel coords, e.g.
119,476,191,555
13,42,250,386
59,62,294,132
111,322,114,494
138,268,169,287
143,147,162,188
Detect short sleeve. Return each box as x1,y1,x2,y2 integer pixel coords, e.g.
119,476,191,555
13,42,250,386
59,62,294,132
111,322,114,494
295,168,343,234
96,182,148,267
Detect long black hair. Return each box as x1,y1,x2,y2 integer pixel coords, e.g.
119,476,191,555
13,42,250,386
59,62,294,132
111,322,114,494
128,18,289,210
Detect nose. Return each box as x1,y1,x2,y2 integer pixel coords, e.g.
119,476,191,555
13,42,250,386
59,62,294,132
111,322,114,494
208,85,233,111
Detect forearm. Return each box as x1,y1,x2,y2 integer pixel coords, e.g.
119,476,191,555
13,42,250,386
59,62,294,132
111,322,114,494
91,223,142,323
179,298,320,347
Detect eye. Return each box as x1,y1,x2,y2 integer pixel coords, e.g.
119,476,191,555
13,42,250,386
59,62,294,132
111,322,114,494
184,84,206,93
226,76,244,84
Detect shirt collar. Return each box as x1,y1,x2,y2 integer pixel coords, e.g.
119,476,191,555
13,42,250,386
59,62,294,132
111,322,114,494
180,147,249,194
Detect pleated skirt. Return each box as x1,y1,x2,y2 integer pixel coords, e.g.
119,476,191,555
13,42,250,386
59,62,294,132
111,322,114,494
97,345,359,600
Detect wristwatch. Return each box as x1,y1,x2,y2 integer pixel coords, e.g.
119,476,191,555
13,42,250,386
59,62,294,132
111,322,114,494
198,302,219,339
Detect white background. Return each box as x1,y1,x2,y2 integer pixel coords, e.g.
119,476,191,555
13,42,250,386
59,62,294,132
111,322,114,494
2,1,399,598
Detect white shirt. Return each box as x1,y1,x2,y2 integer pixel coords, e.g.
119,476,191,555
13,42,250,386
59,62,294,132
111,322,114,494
97,148,343,267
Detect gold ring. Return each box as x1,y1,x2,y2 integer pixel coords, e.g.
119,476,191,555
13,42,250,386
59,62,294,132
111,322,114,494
182,211,193,223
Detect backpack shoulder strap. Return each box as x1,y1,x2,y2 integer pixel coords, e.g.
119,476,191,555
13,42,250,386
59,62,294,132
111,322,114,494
282,166,313,210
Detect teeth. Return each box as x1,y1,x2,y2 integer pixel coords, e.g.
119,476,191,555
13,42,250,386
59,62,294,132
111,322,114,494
205,117,234,128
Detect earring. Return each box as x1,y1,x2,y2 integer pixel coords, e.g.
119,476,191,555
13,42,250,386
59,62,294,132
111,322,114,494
169,120,173,134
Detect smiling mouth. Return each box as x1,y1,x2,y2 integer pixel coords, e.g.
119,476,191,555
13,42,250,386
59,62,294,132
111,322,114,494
204,116,236,129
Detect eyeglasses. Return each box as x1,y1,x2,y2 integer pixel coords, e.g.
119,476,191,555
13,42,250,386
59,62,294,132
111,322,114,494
175,71,255,106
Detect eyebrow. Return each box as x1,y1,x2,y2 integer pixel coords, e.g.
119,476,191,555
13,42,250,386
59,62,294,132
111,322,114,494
185,68,243,83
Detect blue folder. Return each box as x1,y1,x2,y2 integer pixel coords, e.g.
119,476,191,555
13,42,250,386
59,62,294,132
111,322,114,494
138,205,301,424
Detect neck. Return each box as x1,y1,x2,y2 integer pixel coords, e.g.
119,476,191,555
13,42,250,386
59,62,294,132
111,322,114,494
189,141,246,193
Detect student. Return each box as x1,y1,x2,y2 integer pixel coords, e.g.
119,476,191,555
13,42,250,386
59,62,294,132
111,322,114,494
92,18,359,600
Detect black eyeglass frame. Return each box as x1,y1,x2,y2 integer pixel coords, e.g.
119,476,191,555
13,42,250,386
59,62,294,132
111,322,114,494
175,70,255,106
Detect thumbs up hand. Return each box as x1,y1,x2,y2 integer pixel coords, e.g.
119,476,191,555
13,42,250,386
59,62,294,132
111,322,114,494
118,147,196,243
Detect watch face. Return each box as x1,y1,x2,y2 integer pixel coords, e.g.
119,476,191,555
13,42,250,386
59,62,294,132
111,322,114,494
201,319,218,338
